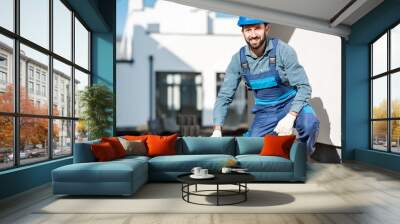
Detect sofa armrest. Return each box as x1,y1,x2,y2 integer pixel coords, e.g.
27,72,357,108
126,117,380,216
73,140,100,163
289,140,307,182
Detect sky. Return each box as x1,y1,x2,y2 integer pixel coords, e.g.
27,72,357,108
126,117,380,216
0,0,13,31
116,0,129,38
117,0,157,37
116,0,234,37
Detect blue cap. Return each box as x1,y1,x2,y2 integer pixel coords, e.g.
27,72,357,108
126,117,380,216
237,16,268,27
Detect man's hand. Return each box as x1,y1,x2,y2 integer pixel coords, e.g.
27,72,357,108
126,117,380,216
274,112,297,135
211,125,222,137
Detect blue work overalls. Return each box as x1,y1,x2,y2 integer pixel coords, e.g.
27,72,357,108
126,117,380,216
240,38,320,155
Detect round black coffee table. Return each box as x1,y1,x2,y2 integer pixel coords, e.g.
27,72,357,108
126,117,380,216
177,172,255,206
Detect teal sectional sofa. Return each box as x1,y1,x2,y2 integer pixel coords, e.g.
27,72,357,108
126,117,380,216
52,137,306,196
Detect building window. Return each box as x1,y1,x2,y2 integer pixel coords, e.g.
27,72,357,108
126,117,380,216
36,83,40,95
370,23,400,154
155,72,202,132
42,85,46,97
0,54,7,87
28,81,34,94
0,54,7,67
0,0,91,170
28,67,34,80
35,70,40,81
0,71,6,85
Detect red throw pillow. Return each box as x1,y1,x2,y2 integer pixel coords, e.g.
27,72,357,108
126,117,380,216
123,135,148,141
91,142,118,161
146,134,178,157
101,137,127,158
259,134,296,159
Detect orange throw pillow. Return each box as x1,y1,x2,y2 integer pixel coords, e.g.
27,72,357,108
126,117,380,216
260,134,296,159
91,142,117,162
123,135,148,141
101,137,127,158
146,134,178,157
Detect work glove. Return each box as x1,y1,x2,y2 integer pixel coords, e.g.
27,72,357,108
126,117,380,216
273,113,297,136
210,129,222,137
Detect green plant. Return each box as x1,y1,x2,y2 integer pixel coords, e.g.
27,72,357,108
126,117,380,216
79,84,113,140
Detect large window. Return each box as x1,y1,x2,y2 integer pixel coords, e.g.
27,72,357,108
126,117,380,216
371,23,400,153
0,0,91,170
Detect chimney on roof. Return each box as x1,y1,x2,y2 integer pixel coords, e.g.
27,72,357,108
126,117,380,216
130,0,144,11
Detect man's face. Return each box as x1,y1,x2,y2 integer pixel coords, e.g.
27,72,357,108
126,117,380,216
241,23,270,50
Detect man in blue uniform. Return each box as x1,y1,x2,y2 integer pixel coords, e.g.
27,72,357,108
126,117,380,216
211,16,320,156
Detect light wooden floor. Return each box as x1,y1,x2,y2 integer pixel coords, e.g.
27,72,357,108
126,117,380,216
1,162,400,224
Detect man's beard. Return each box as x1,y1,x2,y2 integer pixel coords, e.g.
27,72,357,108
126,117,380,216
246,35,266,50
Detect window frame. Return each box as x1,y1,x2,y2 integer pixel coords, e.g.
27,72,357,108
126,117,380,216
370,19,400,154
155,71,203,128
0,0,92,171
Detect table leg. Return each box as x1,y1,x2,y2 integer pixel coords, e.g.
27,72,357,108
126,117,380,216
217,184,219,206
195,184,197,192
245,183,247,201
181,184,183,199
188,184,190,202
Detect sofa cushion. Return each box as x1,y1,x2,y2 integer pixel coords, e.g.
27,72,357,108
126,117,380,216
91,142,118,161
235,137,263,155
148,154,235,172
147,134,178,157
236,155,293,172
118,137,147,156
236,137,264,155
101,137,127,158
73,140,100,163
178,137,235,155
260,134,296,159
52,159,147,183
123,135,148,141
114,155,150,163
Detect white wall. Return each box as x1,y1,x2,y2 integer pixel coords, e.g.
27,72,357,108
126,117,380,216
287,29,342,146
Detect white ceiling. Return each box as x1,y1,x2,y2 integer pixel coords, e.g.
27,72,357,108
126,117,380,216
228,0,352,22
164,0,384,38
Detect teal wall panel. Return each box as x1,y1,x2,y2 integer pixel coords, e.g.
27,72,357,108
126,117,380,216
0,158,72,199
355,148,400,172
91,0,116,135
92,32,115,135
343,0,400,171
92,33,114,87
343,44,370,159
